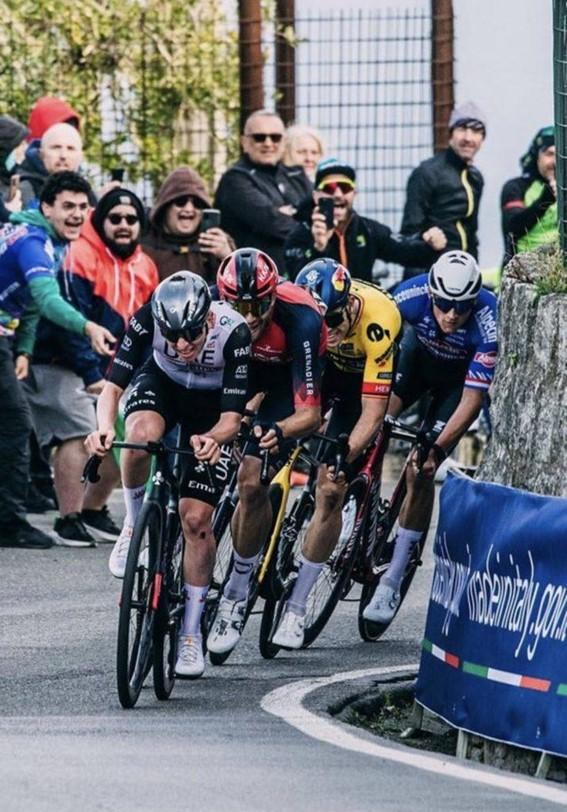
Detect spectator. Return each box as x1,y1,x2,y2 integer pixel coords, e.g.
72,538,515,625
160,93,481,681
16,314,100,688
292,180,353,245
144,166,234,283
0,171,114,550
0,115,28,222
215,109,311,271
27,96,80,142
24,188,158,547
17,122,84,207
284,158,446,282
500,126,557,266
283,124,324,182
400,101,486,279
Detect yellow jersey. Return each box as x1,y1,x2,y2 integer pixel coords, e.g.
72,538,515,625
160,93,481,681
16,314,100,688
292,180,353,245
328,280,402,398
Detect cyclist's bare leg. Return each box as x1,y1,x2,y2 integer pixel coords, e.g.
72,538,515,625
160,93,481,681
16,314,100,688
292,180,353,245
230,455,272,558
302,464,348,563
121,411,165,487
179,498,216,587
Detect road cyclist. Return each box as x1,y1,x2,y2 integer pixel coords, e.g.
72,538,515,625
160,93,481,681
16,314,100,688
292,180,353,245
85,270,251,679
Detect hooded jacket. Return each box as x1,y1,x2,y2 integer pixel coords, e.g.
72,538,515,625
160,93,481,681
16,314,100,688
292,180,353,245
33,215,158,384
143,166,233,283
27,97,80,141
16,141,48,207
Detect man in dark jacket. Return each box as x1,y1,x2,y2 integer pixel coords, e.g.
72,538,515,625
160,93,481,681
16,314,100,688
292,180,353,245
144,166,234,283
17,122,84,208
215,110,312,271
500,126,557,266
400,101,486,279
284,158,446,282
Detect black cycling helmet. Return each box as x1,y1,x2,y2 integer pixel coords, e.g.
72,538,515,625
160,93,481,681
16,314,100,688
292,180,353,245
151,271,211,342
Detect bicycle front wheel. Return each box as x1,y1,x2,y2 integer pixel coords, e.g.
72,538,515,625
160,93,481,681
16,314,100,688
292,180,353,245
153,514,183,700
116,502,161,709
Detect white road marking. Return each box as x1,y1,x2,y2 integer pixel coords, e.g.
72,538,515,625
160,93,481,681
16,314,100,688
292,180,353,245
261,664,567,806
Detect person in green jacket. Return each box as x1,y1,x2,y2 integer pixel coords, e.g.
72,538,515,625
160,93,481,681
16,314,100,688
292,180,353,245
500,126,557,266
0,171,115,549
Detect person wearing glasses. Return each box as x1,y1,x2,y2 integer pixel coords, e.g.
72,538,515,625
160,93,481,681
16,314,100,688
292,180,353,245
363,251,498,624
22,188,158,547
207,247,326,656
284,158,446,283
271,258,402,648
86,271,250,678
144,166,234,283
214,110,312,272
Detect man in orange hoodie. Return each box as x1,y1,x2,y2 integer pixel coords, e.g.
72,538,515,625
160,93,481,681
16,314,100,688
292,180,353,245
24,188,158,546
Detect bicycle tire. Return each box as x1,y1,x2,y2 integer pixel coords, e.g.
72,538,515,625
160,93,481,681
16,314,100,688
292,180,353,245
302,480,366,647
258,492,314,659
204,494,238,665
153,515,183,700
116,501,161,709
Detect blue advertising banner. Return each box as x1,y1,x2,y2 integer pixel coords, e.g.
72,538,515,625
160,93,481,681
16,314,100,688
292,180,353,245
415,473,567,756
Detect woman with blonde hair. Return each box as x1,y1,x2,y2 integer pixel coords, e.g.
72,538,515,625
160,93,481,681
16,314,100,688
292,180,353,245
283,124,325,182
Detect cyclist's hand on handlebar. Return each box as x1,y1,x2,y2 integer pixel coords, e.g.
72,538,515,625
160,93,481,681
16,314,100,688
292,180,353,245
254,423,283,454
191,434,221,465
327,465,346,485
85,428,115,457
411,446,437,479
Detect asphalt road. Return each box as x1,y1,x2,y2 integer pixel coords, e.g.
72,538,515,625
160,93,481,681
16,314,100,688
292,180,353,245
0,473,563,812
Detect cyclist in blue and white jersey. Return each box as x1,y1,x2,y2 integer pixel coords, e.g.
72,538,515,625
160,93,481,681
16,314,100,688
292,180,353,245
364,250,498,624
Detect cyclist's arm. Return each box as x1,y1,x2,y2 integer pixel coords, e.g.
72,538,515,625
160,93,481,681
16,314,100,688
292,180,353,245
107,304,154,390
347,395,388,462
96,382,124,436
433,387,484,456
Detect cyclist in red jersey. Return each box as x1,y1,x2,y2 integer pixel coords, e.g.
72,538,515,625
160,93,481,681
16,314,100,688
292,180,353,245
208,248,326,656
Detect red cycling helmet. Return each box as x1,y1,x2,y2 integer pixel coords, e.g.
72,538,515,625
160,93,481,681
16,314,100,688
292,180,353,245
217,248,279,303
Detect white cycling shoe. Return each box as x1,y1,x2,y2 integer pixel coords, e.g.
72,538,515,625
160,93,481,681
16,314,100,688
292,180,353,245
175,634,205,679
272,609,305,649
363,582,401,624
108,525,134,579
207,596,247,655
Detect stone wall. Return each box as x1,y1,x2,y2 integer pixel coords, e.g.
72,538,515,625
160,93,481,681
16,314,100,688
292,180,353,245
478,250,567,497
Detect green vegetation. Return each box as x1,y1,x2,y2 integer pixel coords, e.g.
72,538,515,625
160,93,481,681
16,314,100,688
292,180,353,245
533,244,567,296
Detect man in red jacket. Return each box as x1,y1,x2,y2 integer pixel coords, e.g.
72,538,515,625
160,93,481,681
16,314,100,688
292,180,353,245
24,188,158,546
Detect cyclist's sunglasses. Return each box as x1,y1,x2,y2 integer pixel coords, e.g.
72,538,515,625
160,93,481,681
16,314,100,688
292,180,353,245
431,295,476,315
248,133,283,144
230,298,273,317
159,323,205,343
107,213,139,225
318,181,355,195
324,308,346,329
172,195,204,209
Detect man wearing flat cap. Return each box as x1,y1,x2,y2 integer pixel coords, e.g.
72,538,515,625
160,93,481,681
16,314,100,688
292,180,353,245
400,101,487,278
284,157,446,281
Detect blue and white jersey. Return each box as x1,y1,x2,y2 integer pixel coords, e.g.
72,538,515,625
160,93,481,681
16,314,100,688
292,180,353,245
394,274,498,391
0,222,58,335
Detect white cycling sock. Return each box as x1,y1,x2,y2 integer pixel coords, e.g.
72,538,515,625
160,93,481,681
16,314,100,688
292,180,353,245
224,551,260,601
286,554,324,617
123,485,146,528
182,584,209,636
383,527,423,591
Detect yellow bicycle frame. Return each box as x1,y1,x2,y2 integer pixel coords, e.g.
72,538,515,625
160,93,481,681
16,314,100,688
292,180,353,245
256,446,302,584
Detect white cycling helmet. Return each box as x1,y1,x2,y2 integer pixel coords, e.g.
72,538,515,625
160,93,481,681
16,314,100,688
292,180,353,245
428,251,482,301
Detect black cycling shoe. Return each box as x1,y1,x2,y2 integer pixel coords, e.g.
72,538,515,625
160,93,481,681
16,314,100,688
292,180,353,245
0,520,54,550
25,483,57,514
53,513,97,548
81,506,121,542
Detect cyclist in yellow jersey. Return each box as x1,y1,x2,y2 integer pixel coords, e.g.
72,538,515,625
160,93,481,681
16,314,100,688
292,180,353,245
272,258,402,649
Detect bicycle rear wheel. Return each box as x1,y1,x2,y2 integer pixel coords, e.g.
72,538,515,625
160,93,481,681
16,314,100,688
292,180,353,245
116,501,161,709
302,480,366,647
153,515,183,700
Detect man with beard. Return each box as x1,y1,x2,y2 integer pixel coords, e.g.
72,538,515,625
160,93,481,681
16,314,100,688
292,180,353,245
24,188,158,547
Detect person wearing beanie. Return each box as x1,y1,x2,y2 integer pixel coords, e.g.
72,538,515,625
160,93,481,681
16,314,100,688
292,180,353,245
0,115,29,223
215,109,312,272
400,101,487,279
284,157,447,281
144,166,234,282
500,126,557,265
23,187,158,547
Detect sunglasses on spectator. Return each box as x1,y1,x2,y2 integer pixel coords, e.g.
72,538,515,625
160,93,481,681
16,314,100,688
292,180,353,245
431,295,476,315
324,308,346,329
172,195,204,209
159,324,205,344
247,133,284,144
107,213,139,225
318,181,355,195
229,298,273,317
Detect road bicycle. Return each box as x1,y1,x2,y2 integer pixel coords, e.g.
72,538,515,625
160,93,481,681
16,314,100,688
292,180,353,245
258,415,432,655
83,436,213,709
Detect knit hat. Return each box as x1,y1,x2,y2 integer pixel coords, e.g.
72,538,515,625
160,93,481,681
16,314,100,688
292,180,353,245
91,188,147,240
150,166,211,226
520,126,555,175
27,96,80,141
314,158,356,189
0,116,29,162
448,101,487,136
